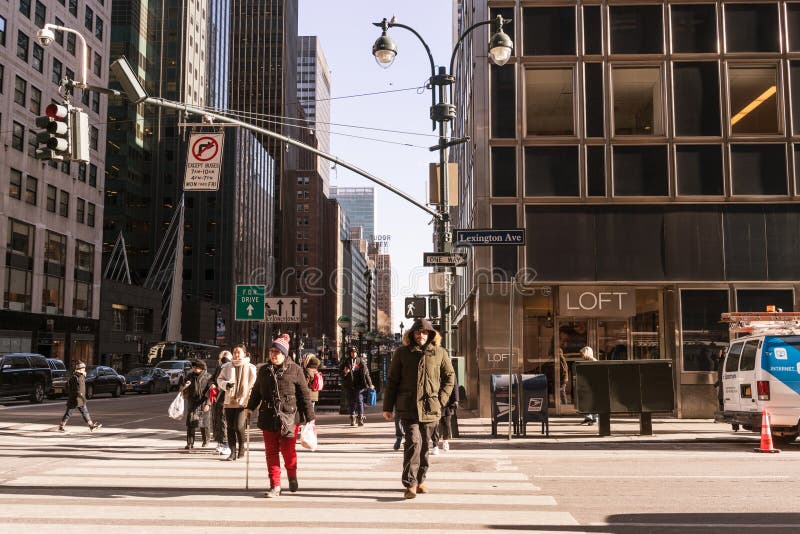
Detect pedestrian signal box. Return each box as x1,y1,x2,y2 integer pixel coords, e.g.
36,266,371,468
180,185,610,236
404,297,426,319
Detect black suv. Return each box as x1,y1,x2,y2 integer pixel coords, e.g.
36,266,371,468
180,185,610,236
0,353,53,403
47,358,68,398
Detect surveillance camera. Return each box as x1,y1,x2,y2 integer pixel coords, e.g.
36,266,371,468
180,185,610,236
36,27,56,47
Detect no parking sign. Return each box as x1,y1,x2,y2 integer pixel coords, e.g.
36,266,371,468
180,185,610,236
184,133,224,191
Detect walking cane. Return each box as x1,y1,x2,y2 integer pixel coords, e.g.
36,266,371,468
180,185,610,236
245,413,251,490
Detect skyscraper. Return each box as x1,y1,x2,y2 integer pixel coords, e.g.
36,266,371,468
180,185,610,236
330,187,376,243
297,35,331,193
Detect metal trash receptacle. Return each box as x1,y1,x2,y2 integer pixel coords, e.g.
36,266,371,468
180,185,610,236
519,373,549,437
490,374,519,436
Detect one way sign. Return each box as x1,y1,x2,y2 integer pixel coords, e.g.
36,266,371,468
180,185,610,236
264,296,301,323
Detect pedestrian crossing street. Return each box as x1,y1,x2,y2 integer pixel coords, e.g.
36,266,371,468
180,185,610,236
0,419,581,533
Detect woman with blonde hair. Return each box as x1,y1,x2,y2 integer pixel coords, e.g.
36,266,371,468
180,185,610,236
579,346,598,425
217,344,257,461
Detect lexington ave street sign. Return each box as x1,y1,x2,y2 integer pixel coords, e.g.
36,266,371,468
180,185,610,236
423,252,467,267
265,297,301,323
235,285,265,321
455,229,525,246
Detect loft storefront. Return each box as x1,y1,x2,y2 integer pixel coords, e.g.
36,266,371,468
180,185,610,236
466,282,798,418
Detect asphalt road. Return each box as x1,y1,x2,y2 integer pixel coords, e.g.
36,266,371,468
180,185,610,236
2,393,799,533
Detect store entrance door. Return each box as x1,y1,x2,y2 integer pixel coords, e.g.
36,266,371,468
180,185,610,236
556,319,630,413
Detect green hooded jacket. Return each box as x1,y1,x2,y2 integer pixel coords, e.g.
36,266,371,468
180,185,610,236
382,340,455,423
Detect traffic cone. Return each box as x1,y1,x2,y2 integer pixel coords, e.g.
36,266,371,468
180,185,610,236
754,410,781,453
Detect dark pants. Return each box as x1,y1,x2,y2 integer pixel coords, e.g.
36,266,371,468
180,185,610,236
350,388,366,416
212,392,227,445
225,407,248,453
432,412,454,445
61,405,90,425
400,419,436,488
186,426,208,446
394,415,403,438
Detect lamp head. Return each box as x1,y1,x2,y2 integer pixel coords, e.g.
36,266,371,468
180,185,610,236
372,19,397,68
36,26,56,47
488,15,513,66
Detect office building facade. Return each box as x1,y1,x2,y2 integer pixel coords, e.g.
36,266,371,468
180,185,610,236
297,35,331,193
331,186,376,243
1,0,110,364
452,0,800,417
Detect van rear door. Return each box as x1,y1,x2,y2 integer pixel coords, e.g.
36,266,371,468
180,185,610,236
760,336,800,404
737,339,761,415
723,342,744,412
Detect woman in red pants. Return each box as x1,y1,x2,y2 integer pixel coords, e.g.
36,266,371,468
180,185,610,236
247,334,315,498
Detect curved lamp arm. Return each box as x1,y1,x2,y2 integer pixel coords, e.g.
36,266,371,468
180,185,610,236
448,19,494,76
373,20,437,78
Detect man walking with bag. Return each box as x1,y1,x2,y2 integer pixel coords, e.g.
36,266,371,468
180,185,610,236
340,346,374,426
382,318,455,499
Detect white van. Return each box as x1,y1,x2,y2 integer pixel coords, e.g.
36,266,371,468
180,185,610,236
718,334,800,445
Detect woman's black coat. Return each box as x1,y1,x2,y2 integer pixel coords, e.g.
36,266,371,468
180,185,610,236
183,370,211,427
66,374,86,409
247,360,314,434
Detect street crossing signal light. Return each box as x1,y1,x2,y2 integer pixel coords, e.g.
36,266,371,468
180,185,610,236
35,104,71,161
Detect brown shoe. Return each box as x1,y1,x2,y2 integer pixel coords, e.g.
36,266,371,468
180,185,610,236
416,483,427,494
403,486,417,499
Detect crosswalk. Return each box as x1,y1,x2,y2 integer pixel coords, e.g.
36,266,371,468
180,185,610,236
0,419,580,533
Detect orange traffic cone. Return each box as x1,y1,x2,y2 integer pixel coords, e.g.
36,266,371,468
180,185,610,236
754,410,781,453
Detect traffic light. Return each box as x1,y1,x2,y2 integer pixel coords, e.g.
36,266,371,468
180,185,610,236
429,296,441,319
70,109,90,163
35,103,71,161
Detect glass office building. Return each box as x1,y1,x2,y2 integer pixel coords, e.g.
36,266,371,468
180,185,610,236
452,0,800,418
331,187,376,243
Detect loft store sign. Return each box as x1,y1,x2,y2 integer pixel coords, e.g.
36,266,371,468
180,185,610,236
558,286,637,317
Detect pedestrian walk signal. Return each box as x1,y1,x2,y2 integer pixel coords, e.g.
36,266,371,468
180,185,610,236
405,297,426,319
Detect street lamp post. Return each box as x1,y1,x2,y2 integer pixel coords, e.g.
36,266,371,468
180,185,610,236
372,15,513,354
337,315,352,362
354,322,367,357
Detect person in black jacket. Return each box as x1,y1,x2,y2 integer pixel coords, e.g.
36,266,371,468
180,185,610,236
58,362,101,432
340,346,374,426
431,374,459,453
182,359,212,450
247,334,315,498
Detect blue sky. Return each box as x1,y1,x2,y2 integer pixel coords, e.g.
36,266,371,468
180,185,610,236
298,0,454,332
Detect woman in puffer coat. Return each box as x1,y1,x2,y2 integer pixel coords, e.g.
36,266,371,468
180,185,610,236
247,334,315,498
182,359,212,449
217,344,257,461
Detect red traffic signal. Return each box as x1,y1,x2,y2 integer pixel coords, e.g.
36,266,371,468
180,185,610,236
45,103,69,119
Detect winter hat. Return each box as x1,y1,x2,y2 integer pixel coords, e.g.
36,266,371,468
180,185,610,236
75,362,86,371
191,359,207,370
271,334,291,357
218,350,232,363
305,356,320,369
410,318,435,334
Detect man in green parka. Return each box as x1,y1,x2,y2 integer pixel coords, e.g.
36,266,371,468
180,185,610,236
382,318,455,499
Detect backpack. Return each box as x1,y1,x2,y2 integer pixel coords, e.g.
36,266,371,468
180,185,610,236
310,371,323,392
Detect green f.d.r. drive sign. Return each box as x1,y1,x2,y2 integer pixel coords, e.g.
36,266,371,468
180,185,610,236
235,285,265,321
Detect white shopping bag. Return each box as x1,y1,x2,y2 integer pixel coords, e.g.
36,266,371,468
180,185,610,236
168,392,184,420
300,422,318,451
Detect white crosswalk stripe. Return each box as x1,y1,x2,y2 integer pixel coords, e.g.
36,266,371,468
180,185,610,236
0,421,581,533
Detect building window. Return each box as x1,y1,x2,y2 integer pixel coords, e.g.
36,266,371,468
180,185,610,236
13,76,26,106
525,146,579,196
59,190,69,217
66,32,75,55
680,289,729,372
46,185,56,212
20,0,31,18
133,308,152,333
523,7,575,56
87,203,95,227
526,68,575,136
85,6,94,31
0,64,4,93
69,0,77,17
585,63,604,137
17,31,29,62
492,147,516,197
792,62,800,135
12,121,24,151
737,289,794,313
9,169,22,199
27,129,37,158
725,4,779,53
91,91,100,113
0,15,6,47
43,231,66,314
53,17,64,45
112,304,128,332
76,198,85,223
613,145,668,196
728,65,779,135
29,85,41,114
673,62,720,136
612,66,664,136
32,43,44,72
676,145,723,196
24,176,37,205
89,164,97,187
491,65,516,138
670,4,717,53
93,51,101,77
95,17,103,41
78,163,86,182
73,241,94,316
789,4,800,51
583,5,602,55
4,219,35,312
586,145,605,196
730,144,787,195
610,5,663,54
34,1,46,27
90,126,99,150
52,58,63,85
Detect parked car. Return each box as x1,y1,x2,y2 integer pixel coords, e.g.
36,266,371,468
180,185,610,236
124,367,171,394
0,353,52,403
154,360,193,390
84,366,126,399
47,358,68,398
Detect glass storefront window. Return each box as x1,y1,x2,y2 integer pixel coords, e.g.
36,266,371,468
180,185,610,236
526,68,575,136
736,289,794,312
681,289,729,372
522,292,555,404
612,66,664,136
728,65,780,135
632,289,660,359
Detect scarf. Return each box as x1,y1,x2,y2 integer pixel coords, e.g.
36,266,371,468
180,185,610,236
231,357,254,404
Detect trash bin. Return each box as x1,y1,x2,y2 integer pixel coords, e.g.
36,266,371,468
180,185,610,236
519,373,549,437
490,374,519,436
